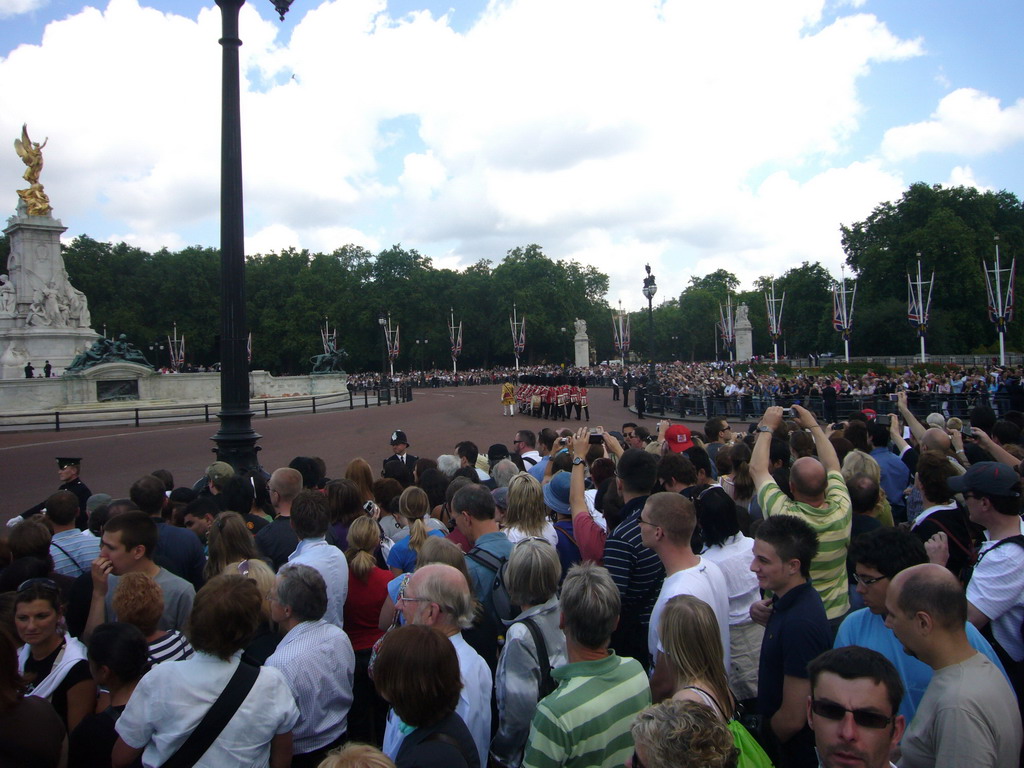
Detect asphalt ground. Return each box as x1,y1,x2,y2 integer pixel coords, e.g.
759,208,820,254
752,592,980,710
0,384,663,523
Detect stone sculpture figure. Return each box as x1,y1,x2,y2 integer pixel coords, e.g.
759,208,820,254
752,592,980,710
574,318,587,336
736,303,750,326
0,275,14,314
13,125,51,216
65,334,152,373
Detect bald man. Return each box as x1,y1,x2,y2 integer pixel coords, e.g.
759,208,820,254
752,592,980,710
752,404,852,624
255,467,303,570
884,564,1021,768
382,564,492,766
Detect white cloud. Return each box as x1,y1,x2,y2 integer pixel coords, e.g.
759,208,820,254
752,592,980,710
0,0,47,18
882,88,1024,161
0,0,944,306
945,165,992,191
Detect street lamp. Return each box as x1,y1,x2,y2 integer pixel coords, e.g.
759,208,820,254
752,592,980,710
378,311,388,381
148,341,166,368
642,264,657,400
415,337,429,374
211,0,301,473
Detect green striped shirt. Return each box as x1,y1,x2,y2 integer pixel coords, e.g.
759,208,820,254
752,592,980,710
758,470,852,619
522,651,651,768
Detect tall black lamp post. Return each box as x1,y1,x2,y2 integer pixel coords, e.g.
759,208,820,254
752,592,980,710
211,0,292,473
642,264,657,399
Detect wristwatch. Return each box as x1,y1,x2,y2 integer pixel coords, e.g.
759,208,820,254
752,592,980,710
756,425,772,433
572,457,585,466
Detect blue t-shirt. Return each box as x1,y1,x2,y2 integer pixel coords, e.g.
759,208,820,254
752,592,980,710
834,607,1008,723
386,529,445,573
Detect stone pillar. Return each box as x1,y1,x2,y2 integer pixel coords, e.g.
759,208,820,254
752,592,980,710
735,303,753,361
573,318,590,368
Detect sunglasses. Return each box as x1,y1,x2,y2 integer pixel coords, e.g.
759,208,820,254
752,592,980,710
811,700,894,729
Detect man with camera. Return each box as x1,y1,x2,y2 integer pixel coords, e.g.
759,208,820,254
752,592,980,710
751,404,852,626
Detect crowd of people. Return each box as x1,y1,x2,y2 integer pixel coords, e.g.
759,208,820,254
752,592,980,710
350,359,1024,423
3,388,1024,768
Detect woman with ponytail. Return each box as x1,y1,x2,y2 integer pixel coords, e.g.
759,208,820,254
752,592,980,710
385,487,446,576
344,516,392,746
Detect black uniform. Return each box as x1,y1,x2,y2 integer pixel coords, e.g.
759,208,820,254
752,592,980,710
25,477,93,530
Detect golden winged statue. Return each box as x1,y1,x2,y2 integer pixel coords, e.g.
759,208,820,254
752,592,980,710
14,124,51,216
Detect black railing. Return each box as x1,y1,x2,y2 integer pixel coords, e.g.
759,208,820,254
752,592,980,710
2,386,414,432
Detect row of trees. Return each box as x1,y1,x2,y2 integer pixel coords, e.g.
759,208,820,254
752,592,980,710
1,183,1021,374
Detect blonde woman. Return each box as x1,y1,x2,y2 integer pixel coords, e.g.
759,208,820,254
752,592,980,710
222,557,280,664
658,595,771,767
841,450,894,527
386,487,446,575
505,473,557,546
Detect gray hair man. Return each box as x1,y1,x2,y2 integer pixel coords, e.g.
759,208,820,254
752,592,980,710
266,564,354,767
382,563,492,767
522,562,650,768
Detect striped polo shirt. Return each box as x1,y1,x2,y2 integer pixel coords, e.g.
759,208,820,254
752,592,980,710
522,651,651,768
758,470,852,619
50,529,100,578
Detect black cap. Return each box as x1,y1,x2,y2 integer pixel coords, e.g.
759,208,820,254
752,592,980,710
487,443,511,464
390,430,409,446
56,457,81,469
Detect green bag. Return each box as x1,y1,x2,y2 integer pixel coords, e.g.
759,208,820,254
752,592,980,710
727,718,775,768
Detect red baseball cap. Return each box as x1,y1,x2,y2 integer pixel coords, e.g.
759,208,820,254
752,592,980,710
664,425,695,453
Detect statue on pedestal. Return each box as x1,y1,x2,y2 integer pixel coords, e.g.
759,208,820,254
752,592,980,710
13,125,51,217
66,334,152,373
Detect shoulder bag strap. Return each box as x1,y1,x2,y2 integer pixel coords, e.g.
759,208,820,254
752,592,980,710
49,539,86,576
925,517,975,563
554,524,578,548
681,684,727,721
423,731,474,766
160,661,260,768
520,617,554,692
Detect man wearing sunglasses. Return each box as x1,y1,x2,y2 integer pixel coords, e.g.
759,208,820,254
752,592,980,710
885,563,1022,768
806,646,905,768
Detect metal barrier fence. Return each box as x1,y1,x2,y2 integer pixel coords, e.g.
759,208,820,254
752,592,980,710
3,386,414,432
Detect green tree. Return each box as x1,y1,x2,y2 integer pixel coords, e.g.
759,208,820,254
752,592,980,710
841,183,1024,354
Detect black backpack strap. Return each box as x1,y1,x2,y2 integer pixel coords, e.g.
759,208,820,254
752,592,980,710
160,661,260,768
467,547,503,573
520,617,555,695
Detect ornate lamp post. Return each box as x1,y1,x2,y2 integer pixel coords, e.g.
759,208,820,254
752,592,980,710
211,0,299,473
642,264,657,399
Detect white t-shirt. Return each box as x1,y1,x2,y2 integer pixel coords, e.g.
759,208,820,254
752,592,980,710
116,651,299,768
966,519,1024,662
505,521,558,548
700,534,760,625
648,557,731,671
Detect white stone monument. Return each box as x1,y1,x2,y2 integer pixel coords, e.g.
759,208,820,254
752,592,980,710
735,303,753,361
573,318,590,368
1,127,98,378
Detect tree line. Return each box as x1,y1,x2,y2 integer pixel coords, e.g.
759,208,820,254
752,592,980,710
1,183,1021,374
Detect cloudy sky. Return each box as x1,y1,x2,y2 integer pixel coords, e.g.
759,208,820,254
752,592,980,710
1,0,1022,310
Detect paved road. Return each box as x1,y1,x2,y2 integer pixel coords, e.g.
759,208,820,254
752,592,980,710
0,385,647,522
